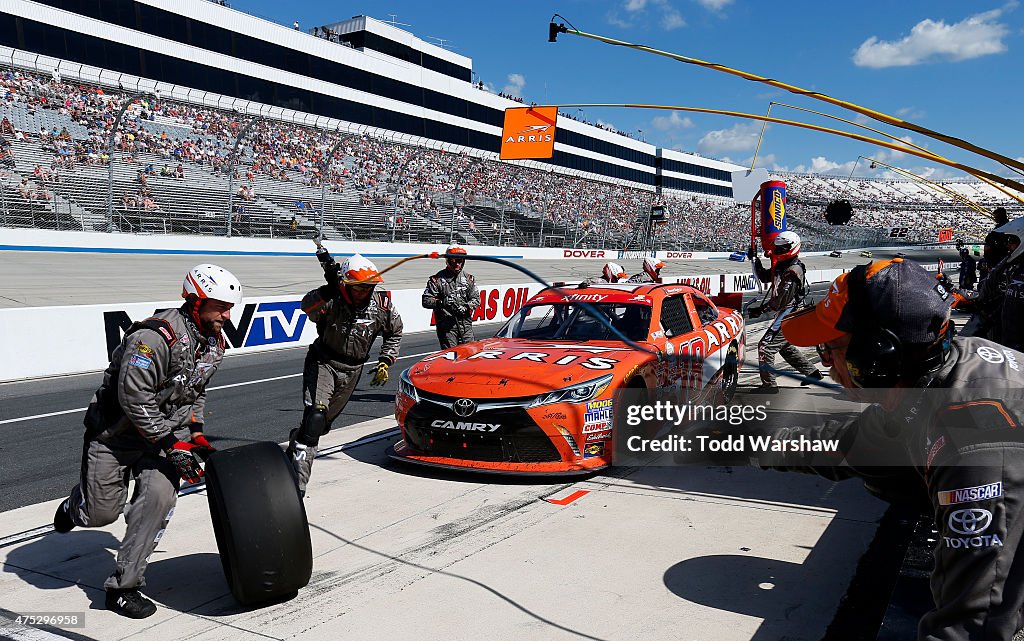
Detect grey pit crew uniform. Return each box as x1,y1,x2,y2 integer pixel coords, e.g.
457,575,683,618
66,306,225,591
761,337,1024,641
288,285,403,493
422,268,479,349
752,256,817,386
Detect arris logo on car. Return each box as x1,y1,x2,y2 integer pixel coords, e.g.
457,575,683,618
453,398,477,417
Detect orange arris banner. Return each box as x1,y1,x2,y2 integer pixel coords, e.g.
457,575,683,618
499,107,557,159
938,228,954,242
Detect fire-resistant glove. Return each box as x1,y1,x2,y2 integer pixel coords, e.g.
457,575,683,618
189,432,216,462
165,441,205,484
371,361,389,386
324,261,342,291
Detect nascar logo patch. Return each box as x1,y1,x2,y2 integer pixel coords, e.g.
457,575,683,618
937,482,1003,506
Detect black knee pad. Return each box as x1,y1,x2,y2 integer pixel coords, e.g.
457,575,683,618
296,407,327,447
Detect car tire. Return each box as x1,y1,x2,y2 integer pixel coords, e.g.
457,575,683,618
205,442,312,606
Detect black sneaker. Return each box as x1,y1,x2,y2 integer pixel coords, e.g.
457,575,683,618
801,370,825,386
749,385,780,394
105,588,157,619
53,499,75,533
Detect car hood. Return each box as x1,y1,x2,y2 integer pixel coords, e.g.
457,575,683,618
408,338,647,398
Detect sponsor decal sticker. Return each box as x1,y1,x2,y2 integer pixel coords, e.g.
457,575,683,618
943,507,1003,550
158,327,173,342
937,482,1003,506
582,420,611,434
586,430,612,442
583,442,605,458
542,411,568,420
129,354,152,370
136,343,154,357
977,346,1005,364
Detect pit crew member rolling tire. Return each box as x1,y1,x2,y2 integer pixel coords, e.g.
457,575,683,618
205,442,312,605
52,264,242,619
289,252,403,496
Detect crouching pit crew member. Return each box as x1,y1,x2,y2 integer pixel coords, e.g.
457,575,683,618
422,244,479,349
288,253,403,496
53,264,242,619
760,257,1024,641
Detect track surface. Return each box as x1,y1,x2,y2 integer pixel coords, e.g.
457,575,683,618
0,247,958,308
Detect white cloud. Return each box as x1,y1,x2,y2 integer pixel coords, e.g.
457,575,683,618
503,73,525,98
788,157,858,175
610,0,685,30
652,111,694,131
853,7,1011,68
697,122,761,154
697,0,734,10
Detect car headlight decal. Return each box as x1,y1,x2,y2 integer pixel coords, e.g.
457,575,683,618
398,368,419,403
528,373,614,408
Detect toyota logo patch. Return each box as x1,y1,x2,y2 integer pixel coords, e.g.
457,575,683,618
453,398,477,417
948,508,993,536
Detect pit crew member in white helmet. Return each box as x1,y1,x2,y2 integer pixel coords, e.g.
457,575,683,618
53,264,242,619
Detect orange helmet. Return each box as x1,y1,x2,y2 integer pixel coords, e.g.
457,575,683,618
446,244,468,256
341,254,383,285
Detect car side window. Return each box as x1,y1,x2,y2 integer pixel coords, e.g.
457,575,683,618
691,295,718,326
660,295,693,338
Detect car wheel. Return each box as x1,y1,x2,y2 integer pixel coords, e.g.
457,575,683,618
205,442,313,606
720,343,739,404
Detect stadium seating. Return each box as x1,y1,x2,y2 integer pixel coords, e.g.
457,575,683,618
0,67,1019,251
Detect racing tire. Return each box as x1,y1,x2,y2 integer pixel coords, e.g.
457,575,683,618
205,441,312,606
719,343,739,405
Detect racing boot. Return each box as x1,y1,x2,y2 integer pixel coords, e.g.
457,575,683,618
749,384,779,395
286,429,313,498
53,498,75,533
105,588,157,619
800,370,824,387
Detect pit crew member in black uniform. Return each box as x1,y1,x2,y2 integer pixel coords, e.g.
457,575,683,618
747,230,821,392
53,264,242,619
288,254,403,496
422,245,479,349
771,257,1024,641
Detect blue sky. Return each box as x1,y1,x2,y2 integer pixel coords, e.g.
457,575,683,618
237,0,1024,182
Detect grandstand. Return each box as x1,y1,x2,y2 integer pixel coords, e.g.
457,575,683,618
0,1,1021,251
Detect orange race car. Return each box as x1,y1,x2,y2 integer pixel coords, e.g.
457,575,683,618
391,282,746,474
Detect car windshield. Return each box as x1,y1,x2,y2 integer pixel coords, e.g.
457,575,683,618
497,302,651,342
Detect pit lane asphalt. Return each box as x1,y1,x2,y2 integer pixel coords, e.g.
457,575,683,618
0,248,957,513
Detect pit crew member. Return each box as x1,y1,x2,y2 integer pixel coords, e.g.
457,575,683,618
53,264,242,619
288,254,403,496
747,231,821,392
422,245,479,349
767,258,1024,641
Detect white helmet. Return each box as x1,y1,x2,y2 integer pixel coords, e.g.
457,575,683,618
341,254,383,285
643,257,666,280
997,216,1024,263
182,264,243,304
772,230,801,261
602,262,627,282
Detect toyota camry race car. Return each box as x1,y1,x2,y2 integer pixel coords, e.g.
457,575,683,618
391,283,745,474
